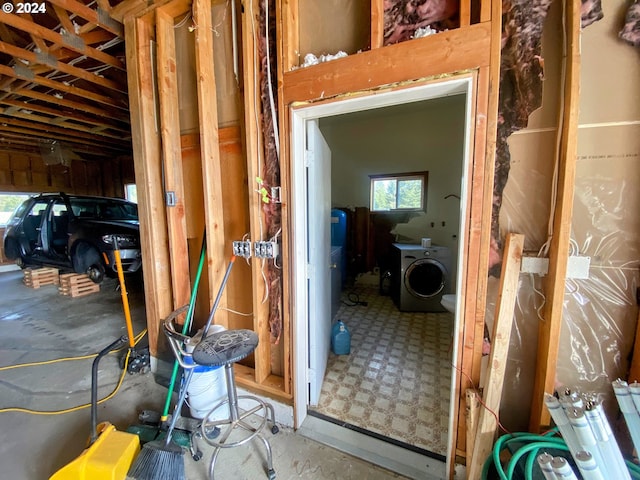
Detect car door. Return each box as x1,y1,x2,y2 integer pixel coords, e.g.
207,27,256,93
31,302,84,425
21,198,50,258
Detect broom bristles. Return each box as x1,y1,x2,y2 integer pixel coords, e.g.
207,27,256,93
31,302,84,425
126,440,185,480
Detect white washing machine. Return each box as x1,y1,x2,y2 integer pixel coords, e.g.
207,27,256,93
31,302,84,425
390,243,452,312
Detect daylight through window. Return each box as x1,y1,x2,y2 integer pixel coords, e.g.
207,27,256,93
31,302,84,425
369,172,428,212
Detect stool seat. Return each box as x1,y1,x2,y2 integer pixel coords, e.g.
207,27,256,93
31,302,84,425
193,329,258,367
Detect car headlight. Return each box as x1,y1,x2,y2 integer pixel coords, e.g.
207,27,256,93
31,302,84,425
102,234,138,248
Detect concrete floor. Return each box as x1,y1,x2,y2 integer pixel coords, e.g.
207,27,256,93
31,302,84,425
0,267,408,480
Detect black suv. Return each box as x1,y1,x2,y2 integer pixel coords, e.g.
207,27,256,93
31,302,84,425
3,192,141,283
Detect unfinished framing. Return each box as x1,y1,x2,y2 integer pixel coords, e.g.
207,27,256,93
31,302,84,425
121,0,587,466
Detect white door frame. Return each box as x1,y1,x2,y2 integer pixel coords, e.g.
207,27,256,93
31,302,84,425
290,75,475,469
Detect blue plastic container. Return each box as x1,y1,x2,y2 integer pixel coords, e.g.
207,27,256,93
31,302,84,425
331,320,351,355
331,209,347,285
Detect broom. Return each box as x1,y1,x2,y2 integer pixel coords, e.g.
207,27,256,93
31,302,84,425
126,254,236,480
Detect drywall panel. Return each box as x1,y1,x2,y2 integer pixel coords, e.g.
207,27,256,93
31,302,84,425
298,0,370,64
579,1,640,124
499,130,557,250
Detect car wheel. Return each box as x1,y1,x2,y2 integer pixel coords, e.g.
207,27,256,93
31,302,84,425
72,243,105,284
86,264,105,284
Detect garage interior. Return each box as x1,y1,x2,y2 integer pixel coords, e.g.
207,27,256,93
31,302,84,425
0,0,639,479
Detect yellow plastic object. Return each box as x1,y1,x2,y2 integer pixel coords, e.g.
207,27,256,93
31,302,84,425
50,422,140,480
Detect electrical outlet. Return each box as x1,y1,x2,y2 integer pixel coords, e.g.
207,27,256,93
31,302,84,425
232,240,252,258
254,241,279,259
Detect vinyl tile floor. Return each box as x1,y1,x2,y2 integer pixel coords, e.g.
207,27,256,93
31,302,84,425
311,285,454,457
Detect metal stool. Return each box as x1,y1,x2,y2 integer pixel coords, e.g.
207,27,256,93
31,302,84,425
193,329,279,480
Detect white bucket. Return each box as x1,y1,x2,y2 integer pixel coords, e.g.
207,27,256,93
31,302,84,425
185,325,229,420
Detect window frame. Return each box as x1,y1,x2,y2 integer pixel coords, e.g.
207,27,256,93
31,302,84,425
369,171,428,213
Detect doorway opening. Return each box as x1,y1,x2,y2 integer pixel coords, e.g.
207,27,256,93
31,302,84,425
291,76,474,476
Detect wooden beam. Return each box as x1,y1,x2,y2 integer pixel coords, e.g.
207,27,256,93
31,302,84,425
467,233,524,479
0,40,126,94
193,0,230,328
466,388,481,462
0,64,128,111
0,107,130,140
47,0,125,38
0,99,130,134
455,0,502,459
242,0,271,383
276,0,291,393
460,0,471,27
52,5,77,38
156,7,191,311
371,0,384,49
9,88,130,123
529,0,581,432
0,133,121,157
124,14,172,358
0,113,129,143
0,11,125,71
282,23,492,104
278,0,299,72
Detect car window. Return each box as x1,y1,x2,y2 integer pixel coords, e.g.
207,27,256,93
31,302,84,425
27,200,49,218
68,197,138,221
51,201,69,217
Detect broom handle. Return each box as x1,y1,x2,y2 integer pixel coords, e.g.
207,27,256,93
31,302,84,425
201,255,236,339
163,254,236,443
165,368,195,446
160,236,207,421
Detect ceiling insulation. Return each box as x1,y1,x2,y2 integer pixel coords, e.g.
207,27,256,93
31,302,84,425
0,0,132,161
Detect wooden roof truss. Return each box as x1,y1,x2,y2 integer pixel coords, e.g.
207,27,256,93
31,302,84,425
0,0,131,160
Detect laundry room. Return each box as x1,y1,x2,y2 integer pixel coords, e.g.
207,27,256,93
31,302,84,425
303,90,469,459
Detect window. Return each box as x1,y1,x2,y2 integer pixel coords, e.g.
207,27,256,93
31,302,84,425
125,184,138,203
0,193,30,226
370,172,428,212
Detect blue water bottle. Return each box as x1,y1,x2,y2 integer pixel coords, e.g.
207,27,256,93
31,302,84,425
331,320,351,355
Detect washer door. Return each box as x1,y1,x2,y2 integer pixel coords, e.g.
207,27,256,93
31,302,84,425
404,258,446,299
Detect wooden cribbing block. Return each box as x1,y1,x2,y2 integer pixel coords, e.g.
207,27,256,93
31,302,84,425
23,267,59,288
58,273,100,298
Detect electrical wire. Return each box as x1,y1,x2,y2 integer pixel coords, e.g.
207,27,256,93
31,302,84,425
0,330,147,415
340,292,368,307
264,0,280,160
220,307,253,317
538,0,568,259
453,361,512,436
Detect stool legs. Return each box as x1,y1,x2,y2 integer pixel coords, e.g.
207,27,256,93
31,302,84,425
201,363,278,480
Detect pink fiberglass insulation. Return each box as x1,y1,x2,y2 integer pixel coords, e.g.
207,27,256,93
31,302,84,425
383,0,459,45
581,0,604,28
489,0,553,275
258,0,283,344
619,0,640,47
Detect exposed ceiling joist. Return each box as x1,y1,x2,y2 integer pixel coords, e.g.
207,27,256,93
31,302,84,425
0,0,132,161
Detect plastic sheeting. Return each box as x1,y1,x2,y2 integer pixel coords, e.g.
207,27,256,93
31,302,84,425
494,132,640,432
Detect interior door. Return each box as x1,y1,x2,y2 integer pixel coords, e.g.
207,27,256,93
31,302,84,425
307,119,332,406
